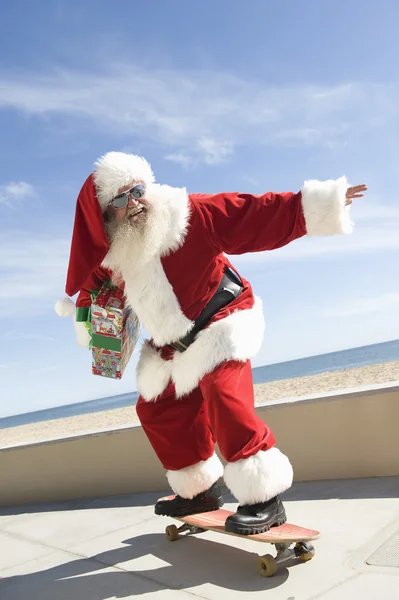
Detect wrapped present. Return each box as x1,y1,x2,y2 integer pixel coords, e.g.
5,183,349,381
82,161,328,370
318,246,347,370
90,282,140,379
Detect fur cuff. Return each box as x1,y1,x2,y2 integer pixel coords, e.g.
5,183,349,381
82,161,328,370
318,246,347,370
224,447,293,505
73,319,91,348
136,342,172,401
166,454,224,499
301,176,353,236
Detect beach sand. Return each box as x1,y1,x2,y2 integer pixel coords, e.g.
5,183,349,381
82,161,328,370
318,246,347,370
1,361,399,449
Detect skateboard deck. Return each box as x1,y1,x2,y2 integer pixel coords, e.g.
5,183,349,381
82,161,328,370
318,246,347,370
160,499,320,577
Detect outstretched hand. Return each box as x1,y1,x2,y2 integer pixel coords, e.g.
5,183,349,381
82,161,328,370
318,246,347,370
345,184,367,205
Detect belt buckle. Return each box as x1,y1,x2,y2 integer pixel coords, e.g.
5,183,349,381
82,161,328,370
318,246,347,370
170,339,188,352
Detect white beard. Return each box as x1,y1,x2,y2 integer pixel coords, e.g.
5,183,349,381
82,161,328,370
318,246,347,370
100,183,193,347
102,183,187,280
103,203,168,282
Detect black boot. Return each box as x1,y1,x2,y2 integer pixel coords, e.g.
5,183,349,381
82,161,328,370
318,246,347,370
155,482,224,517
225,494,287,535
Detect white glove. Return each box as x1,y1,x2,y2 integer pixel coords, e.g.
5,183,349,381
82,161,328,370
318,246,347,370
55,297,91,348
73,319,91,348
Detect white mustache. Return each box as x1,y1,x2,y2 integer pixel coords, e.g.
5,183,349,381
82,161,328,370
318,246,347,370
128,202,146,217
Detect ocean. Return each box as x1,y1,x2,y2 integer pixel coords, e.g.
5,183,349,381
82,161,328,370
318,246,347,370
1,339,398,430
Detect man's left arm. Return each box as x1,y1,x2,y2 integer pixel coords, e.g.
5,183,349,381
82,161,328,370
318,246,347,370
193,177,367,255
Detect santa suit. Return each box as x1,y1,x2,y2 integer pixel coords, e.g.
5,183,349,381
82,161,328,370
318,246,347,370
58,153,353,507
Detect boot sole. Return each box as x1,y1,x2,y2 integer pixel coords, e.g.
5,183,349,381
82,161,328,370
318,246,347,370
155,497,224,518
224,510,287,536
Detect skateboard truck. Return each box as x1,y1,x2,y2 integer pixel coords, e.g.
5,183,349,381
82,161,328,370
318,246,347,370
257,541,316,577
166,523,205,540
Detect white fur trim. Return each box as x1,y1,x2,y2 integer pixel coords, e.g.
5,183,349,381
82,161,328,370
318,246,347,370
124,257,194,348
102,185,192,348
224,447,294,505
301,176,353,236
93,151,155,211
150,184,191,256
136,342,172,401
166,454,224,499
172,297,265,397
73,319,91,348
134,298,264,401
55,296,75,317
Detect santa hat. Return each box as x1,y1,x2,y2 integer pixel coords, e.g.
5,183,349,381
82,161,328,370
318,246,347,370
93,151,155,210
55,152,155,317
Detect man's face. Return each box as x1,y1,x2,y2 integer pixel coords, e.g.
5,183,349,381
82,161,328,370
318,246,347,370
105,182,149,227
101,178,168,269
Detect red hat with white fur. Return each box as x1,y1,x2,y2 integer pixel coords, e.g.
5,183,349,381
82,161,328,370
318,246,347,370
55,151,155,318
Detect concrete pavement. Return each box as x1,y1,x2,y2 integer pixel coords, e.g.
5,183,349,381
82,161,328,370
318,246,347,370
0,476,398,599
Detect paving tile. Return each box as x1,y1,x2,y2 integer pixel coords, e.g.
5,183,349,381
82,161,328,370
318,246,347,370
316,572,399,600
1,503,154,551
0,490,161,530
0,531,53,571
68,495,399,600
0,548,198,600
65,504,337,600
1,478,398,600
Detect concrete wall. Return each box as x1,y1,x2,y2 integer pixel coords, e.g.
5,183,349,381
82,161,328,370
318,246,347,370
1,383,398,507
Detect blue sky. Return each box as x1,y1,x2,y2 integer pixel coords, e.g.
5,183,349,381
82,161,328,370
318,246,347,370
1,0,399,417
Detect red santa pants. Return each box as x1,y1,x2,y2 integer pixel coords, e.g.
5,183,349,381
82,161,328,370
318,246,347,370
136,359,276,472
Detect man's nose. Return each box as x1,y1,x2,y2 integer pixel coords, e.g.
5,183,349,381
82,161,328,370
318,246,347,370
127,194,139,207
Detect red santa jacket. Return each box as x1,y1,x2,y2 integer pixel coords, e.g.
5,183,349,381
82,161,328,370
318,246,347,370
74,177,351,400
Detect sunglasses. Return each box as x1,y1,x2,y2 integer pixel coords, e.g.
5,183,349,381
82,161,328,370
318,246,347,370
109,184,146,209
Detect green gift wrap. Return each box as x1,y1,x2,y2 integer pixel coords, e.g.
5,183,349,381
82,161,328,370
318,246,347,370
90,282,140,379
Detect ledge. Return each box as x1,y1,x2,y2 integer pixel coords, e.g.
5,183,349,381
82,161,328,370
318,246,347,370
1,383,398,506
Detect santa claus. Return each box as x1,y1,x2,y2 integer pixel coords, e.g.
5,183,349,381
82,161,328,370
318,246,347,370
56,151,366,535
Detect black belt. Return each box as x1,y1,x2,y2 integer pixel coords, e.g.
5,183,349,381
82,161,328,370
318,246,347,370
169,266,243,352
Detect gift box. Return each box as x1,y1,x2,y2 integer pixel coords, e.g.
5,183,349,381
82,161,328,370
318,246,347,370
90,282,140,379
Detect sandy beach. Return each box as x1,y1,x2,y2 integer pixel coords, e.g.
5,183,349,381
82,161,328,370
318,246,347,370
1,360,399,449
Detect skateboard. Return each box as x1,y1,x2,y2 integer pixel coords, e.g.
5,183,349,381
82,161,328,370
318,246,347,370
162,503,320,577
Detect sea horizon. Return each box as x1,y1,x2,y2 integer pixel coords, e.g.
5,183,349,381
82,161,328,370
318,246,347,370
1,338,398,430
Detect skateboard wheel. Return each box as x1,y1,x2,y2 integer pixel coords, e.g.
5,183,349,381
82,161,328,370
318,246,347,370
258,554,278,577
295,542,315,561
165,525,179,542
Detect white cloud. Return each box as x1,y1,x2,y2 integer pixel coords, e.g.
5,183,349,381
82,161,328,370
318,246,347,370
0,331,56,342
5,182,34,197
0,65,396,165
166,137,233,167
29,364,62,377
0,231,70,316
197,137,234,165
321,292,399,318
0,181,35,208
350,203,399,222
165,152,194,168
